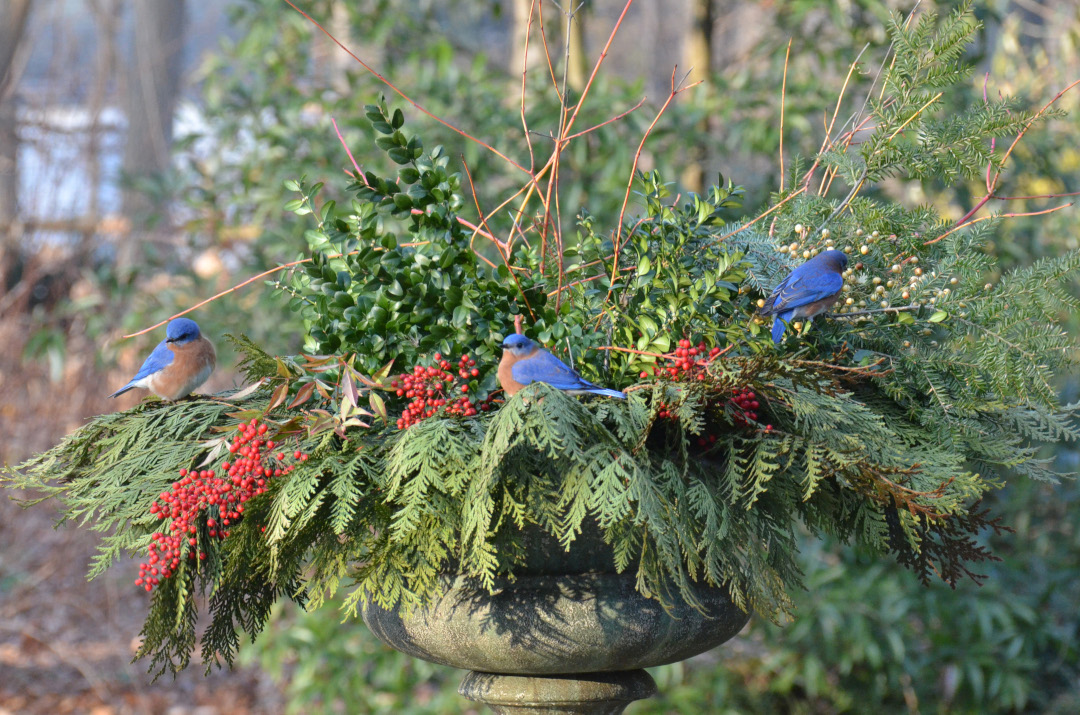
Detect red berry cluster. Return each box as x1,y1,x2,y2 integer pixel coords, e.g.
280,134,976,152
391,353,491,429
639,339,723,381
135,418,309,593
645,339,720,424
731,388,771,431
651,402,720,450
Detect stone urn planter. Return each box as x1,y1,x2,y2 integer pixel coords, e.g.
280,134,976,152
363,523,750,713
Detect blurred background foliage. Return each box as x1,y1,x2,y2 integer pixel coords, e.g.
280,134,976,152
2,0,1079,712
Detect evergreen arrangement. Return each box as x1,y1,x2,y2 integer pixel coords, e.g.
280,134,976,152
4,4,1079,678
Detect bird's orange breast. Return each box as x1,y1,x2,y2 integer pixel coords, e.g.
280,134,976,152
150,338,216,400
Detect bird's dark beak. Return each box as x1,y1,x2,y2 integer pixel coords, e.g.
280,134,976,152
165,338,175,343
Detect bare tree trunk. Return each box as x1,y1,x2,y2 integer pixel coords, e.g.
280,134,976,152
681,0,714,193
684,0,713,85
0,0,33,287
86,0,122,250
509,0,559,76
120,0,187,269
0,0,32,97
312,0,355,94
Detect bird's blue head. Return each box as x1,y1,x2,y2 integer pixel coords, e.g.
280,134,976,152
818,249,849,272
501,333,535,357
166,318,202,344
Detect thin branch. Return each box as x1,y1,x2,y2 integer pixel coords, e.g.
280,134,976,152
520,0,538,173
547,265,635,297
611,68,698,263
331,117,365,182
123,258,315,337
801,43,870,190
559,0,635,139
283,0,528,174
924,203,1073,246
991,78,1080,191
946,77,1080,232
536,0,561,93
884,91,942,143
828,305,919,319
779,39,791,193
818,169,866,230
462,157,536,320
715,185,807,242
990,190,1080,200
796,358,892,376
596,345,670,359
561,97,647,140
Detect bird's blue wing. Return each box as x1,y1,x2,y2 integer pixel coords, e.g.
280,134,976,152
512,350,591,390
768,268,842,313
129,340,175,383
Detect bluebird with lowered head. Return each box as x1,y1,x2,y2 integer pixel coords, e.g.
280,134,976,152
110,318,216,401
498,334,625,399
760,249,848,343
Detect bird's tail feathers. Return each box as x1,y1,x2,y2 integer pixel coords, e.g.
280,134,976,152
771,316,787,344
109,384,135,399
588,388,627,399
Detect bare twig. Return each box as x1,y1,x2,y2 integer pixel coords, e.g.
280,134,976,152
283,0,528,173
715,186,807,242
828,305,919,318
462,158,535,320
610,68,699,279
331,117,366,182
779,39,791,193
925,203,1073,246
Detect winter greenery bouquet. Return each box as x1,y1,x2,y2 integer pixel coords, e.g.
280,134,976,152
5,3,1079,677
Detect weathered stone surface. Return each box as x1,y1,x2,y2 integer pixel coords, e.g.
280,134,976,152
363,572,749,674
362,522,749,674
459,670,657,715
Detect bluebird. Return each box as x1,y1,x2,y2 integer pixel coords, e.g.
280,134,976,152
110,318,217,401
498,334,625,398
760,249,848,343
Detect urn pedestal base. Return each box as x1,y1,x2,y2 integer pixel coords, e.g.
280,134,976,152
459,670,657,715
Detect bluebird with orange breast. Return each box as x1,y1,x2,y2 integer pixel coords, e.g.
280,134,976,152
498,334,625,398
760,250,848,343
109,318,216,401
